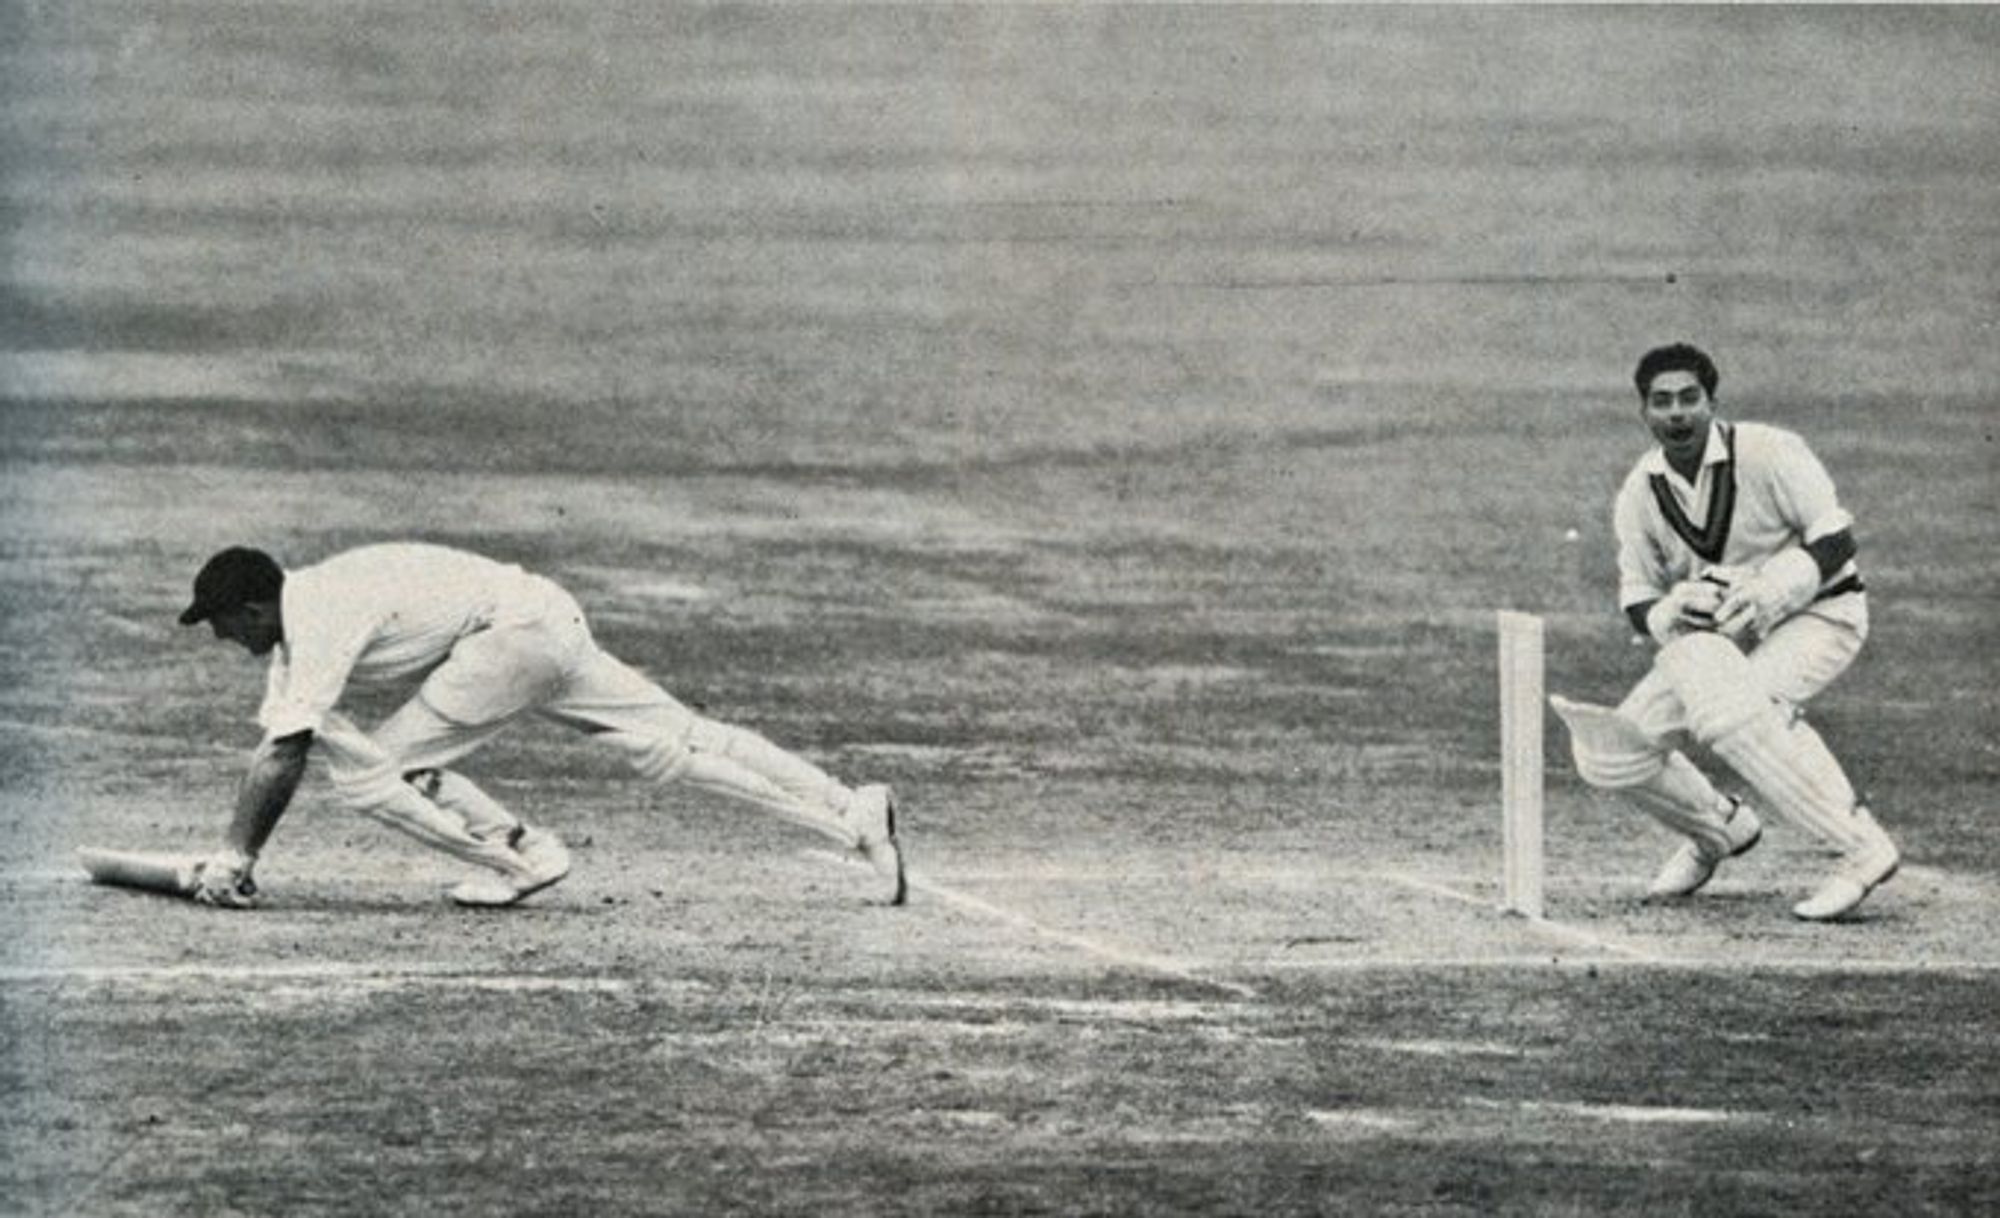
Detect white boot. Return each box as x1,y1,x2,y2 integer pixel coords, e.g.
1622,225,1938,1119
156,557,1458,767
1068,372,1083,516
1648,799,1763,899
450,826,572,908
1792,809,1899,921
845,785,907,906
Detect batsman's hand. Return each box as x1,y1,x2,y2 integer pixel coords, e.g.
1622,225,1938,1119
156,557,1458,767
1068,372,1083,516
191,849,260,909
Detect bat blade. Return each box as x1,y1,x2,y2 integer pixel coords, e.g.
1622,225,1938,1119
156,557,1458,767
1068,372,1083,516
77,847,202,897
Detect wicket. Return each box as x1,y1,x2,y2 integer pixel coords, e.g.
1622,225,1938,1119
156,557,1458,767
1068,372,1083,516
1497,611,1545,918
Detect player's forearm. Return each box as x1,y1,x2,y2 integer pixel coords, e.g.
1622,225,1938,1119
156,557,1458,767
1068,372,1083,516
227,731,312,857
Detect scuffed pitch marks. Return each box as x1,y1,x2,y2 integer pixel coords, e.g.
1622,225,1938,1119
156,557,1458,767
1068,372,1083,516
1296,1099,1765,1145
840,741,1040,779
242,974,637,1014
0,965,717,1009
625,990,1281,1054
878,1108,1016,1135
895,593,1069,627
863,992,1260,1025
1132,663,1259,687
1305,1108,1423,1134
587,574,717,604
650,1017,1041,1049
1295,642,1415,661
1463,1096,1759,1125
822,991,1297,1045
0,350,346,404
1343,1037,1544,1060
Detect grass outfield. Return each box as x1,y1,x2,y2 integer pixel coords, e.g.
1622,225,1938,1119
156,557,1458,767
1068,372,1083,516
4,4,1999,1214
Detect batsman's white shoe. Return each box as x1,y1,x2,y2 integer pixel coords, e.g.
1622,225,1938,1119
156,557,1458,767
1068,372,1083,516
1792,814,1899,922
848,784,907,906
1647,799,1762,899
450,826,572,908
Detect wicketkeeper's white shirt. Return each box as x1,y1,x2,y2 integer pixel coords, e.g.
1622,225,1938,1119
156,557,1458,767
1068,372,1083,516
1612,420,1863,625
257,544,546,739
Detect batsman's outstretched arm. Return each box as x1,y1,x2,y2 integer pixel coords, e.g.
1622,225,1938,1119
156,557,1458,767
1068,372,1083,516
227,730,313,859
191,731,312,908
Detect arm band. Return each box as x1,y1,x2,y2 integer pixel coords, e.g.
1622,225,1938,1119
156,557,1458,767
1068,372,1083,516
1805,528,1855,579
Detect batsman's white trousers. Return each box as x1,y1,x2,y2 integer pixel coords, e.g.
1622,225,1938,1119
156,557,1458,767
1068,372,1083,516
1619,601,1868,741
319,577,698,783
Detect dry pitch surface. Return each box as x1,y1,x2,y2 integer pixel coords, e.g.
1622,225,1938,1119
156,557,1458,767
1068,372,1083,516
5,5,2000,1215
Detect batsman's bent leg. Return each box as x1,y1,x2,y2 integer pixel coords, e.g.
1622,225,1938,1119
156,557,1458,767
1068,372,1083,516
540,646,905,901
605,721,860,846
317,713,569,904
685,719,854,822
334,769,552,877
598,720,907,903
407,768,519,842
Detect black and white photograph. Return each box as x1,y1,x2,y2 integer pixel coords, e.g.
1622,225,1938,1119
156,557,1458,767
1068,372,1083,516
3,3,1996,1213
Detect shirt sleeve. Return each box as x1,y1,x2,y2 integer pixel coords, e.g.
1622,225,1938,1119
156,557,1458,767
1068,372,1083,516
1613,475,1668,611
1768,429,1853,543
255,585,379,739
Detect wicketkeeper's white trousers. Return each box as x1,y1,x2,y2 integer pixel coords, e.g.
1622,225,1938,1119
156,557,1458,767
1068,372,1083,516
1613,602,1877,855
1618,602,1868,738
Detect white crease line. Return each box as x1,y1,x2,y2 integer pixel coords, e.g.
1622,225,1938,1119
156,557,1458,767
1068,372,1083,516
932,866,1499,886
1242,954,2000,974
872,860,1258,1000
872,993,1246,1020
0,961,616,987
6,955,1996,992
1376,870,1669,963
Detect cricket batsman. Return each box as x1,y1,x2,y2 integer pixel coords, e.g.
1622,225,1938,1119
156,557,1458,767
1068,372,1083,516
176,542,905,909
1552,343,1898,920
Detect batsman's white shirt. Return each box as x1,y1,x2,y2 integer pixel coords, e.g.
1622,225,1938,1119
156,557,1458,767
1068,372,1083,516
258,544,562,739
1613,421,1864,631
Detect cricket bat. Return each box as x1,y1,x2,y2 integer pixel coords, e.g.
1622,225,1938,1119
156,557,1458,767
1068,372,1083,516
77,847,203,897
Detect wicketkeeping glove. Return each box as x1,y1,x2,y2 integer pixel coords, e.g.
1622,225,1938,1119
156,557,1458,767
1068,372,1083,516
1644,578,1728,645
191,849,260,909
1713,547,1821,640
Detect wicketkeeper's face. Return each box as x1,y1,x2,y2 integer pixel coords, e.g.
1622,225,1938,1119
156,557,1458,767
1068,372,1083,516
1640,369,1716,467
209,603,282,656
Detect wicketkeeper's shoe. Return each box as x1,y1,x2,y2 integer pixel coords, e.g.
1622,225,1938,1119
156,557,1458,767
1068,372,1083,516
847,784,907,906
1792,812,1899,922
450,826,572,908
1647,799,1763,899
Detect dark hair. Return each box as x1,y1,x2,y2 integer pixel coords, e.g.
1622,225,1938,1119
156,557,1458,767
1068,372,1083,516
179,547,285,625
1633,343,1719,399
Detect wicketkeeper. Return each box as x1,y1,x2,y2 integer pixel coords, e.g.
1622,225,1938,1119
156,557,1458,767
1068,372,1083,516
1552,343,1898,921
177,542,905,909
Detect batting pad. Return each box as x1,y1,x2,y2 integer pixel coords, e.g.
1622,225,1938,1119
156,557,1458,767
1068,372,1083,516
1655,633,1869,852
1549,695,1659,785
1549,695,1737,851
